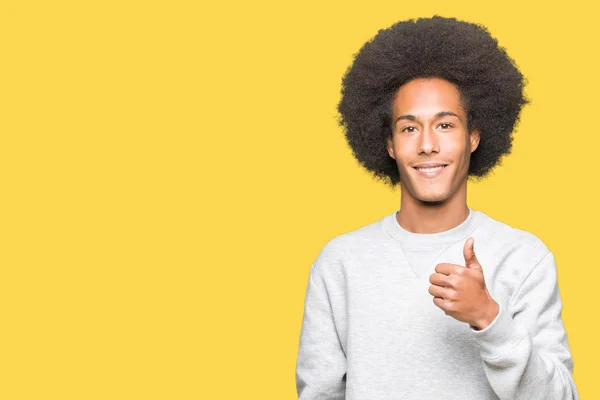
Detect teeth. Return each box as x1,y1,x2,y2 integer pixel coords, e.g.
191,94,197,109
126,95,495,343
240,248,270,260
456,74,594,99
415,166,445,173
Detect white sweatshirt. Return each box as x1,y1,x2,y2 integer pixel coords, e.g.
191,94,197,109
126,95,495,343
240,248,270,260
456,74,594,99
296,208,578,399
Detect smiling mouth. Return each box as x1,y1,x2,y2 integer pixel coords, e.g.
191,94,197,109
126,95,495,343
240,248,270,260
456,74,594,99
413,165,447,173
412,165,448,177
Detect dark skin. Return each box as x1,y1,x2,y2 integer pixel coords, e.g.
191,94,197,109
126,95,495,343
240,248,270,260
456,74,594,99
385,77,499,330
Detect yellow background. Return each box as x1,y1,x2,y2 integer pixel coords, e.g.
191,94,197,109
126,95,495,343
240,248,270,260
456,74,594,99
1,0,596,398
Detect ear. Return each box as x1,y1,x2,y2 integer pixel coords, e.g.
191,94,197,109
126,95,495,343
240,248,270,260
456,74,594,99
386,135,396,159
469,128,480,153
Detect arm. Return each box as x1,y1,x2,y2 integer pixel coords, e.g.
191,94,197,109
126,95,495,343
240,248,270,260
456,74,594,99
471,252,579,400
296,263,346,399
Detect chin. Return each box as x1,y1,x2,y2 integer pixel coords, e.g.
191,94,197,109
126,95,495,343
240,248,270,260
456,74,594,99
416,195,448,205
400,174,453,204
413,189,450,204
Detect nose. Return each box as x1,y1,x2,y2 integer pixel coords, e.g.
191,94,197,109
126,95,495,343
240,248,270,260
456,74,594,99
418,125,440,154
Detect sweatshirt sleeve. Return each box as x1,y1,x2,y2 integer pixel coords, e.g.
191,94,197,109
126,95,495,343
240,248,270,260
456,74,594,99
470,251,579,400
296,263,346,399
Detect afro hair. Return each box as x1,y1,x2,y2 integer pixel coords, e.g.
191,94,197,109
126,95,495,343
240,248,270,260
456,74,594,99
337,15,528,187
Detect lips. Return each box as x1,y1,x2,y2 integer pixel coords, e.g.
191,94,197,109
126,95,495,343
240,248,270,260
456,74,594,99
413,165,446,173
412,164,448,177
412,162,448,168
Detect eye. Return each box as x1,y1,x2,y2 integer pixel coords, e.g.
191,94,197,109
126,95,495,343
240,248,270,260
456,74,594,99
437,122,454,130
401,125,418,133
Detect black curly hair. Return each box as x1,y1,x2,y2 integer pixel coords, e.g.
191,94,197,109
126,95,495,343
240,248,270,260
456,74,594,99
337,15,528,187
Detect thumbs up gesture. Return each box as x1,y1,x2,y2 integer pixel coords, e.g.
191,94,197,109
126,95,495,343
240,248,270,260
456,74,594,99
428,237,499,330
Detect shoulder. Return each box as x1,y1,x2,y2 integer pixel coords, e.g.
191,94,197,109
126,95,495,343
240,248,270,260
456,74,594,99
311,214,389,275
475,210,551,266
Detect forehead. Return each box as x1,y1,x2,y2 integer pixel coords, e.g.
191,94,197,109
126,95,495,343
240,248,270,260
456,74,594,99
392,77,465,117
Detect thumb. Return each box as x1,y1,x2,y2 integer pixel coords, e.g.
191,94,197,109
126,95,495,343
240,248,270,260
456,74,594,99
463,237,482,270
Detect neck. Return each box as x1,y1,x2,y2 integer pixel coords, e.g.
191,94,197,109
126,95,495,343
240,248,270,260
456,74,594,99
397,181,469,234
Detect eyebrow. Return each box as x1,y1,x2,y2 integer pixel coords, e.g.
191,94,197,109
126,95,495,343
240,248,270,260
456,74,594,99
394,111,460,125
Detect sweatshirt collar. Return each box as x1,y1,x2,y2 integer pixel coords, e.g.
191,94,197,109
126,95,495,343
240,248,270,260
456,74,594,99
382,207,481,246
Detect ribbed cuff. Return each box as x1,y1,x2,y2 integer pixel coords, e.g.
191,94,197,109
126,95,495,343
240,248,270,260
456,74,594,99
470,302,525,359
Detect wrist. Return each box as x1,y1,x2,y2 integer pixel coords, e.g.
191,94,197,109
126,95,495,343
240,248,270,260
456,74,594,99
472,300,499,331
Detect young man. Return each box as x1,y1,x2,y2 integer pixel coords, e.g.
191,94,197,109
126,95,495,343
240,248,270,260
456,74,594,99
295,16,578,400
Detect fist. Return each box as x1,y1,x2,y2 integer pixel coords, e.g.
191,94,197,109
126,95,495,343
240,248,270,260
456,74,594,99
428,237,499,330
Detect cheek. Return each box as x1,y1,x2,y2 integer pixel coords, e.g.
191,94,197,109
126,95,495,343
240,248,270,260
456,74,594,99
393,139,413,160
394,149,412,167
440,136,468,158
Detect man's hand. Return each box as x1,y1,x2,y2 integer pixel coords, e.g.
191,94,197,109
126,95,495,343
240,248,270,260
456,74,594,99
428,237,499,330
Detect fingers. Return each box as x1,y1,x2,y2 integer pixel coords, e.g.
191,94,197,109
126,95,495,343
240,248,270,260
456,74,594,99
434,263,461,276
428,283,448,299
432,296,448,310
429,272,451,287
463,237,482,270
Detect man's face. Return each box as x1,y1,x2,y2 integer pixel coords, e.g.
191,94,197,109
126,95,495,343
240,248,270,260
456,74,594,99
386,77,480,204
